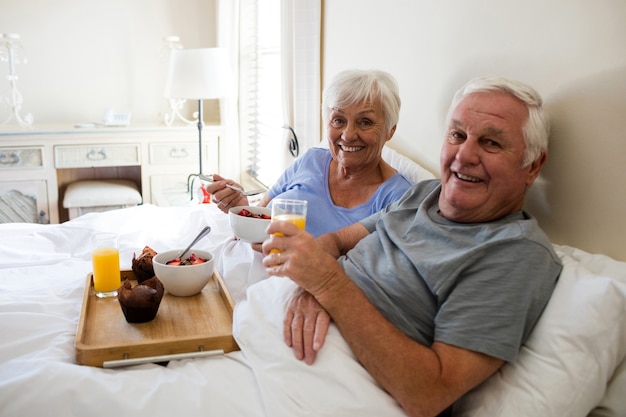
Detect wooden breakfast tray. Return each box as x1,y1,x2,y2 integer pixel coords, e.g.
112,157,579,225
75,269,239,368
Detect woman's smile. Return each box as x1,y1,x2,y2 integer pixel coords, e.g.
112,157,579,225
338,144,365,152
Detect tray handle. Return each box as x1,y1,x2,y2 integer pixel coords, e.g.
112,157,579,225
103,349,224,368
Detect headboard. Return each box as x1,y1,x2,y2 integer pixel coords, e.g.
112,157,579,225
524,68,626,262
385,68,626,263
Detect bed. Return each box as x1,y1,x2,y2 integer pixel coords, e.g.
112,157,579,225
1,147,625,417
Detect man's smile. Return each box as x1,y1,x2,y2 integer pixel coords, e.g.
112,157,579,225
455,172,482,182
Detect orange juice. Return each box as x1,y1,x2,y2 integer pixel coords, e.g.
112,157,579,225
92,247,121,295
272,213,306,230
270,199,307,255
270,214,306,254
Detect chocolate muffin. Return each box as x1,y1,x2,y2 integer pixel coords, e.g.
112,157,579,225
131,246,157,283
118,276,164,323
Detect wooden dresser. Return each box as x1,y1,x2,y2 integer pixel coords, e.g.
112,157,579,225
0,124,223,223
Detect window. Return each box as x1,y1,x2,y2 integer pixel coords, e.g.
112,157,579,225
239,0,284,187
219,0,321,189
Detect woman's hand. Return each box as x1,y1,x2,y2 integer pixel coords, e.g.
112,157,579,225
283,286,331,365
204,174,250,213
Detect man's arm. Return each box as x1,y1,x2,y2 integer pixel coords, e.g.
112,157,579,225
265,220,369,258
273,221,369,362
315,221,369,257
315,275,503,417
263,222,503,417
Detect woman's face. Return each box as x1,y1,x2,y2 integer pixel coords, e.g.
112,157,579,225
327,101,395,171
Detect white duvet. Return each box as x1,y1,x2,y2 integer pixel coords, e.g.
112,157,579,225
0,204,403,417
234,276,406,417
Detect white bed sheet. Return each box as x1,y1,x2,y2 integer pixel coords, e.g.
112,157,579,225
1,196,625,416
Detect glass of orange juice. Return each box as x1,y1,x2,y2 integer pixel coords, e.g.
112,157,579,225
91,232,121,298
271,198,307,237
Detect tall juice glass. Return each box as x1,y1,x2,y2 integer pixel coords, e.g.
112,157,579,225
270,199,307,253
91,232,121,298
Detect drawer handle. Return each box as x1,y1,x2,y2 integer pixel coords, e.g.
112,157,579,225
169,148,189,158
0,152,20,165
86,149,107,161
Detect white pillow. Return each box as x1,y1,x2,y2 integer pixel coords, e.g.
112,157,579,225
233,276,407,417
63,179,142,207
588,358,626,417
453,246,626,417
314,141,437,184
381,145,437,183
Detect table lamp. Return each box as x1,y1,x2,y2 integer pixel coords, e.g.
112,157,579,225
0,33,34,127
163,48,227,196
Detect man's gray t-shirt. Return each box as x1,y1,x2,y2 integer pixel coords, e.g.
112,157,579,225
340,180,562,362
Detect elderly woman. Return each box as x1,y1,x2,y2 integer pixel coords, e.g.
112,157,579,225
207,69,412,237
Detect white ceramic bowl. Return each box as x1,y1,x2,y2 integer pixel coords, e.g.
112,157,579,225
152,249,215,297
228,206,272,243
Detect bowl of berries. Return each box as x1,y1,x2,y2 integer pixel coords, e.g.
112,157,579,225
152,249,214,296
228,206,272,243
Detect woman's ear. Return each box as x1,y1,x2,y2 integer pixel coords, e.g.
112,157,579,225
386,125,397,142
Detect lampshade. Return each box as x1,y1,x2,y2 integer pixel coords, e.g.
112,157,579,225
164,48,227,100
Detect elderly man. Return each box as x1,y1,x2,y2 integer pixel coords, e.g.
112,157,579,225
262,76,562,417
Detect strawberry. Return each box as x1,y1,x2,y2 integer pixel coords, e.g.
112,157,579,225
165,254,206,266
238,209,253,217
166,258,182,266
238,208,270,219
200,186,211,204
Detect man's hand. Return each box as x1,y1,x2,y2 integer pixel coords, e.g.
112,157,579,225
262,221,367,293
283,286,331,365
262,221,369,364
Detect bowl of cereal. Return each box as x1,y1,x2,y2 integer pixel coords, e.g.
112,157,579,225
228,206,271,243
152,249,214,296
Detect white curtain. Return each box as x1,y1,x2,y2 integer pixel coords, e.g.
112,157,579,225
216,0,241,181
281,0,322,160
217,0,321,186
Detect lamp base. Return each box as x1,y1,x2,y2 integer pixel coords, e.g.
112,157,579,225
187,173,199,200
184,99,206,201
186,174,212,203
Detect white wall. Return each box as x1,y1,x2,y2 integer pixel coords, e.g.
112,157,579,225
3,1,625,260
323,0,626,261
0,0,218,125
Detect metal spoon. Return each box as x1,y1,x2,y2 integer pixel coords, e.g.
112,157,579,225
198,174,266,196
175,225,212,259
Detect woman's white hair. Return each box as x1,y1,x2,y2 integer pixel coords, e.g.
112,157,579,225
446,75,550,167
322,69,401,134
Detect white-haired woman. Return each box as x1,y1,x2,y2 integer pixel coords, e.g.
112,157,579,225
207,69,412,237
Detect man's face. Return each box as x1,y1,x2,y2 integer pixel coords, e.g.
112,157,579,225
439,92,545,223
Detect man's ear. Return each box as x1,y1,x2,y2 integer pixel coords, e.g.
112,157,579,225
526,152,547,187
